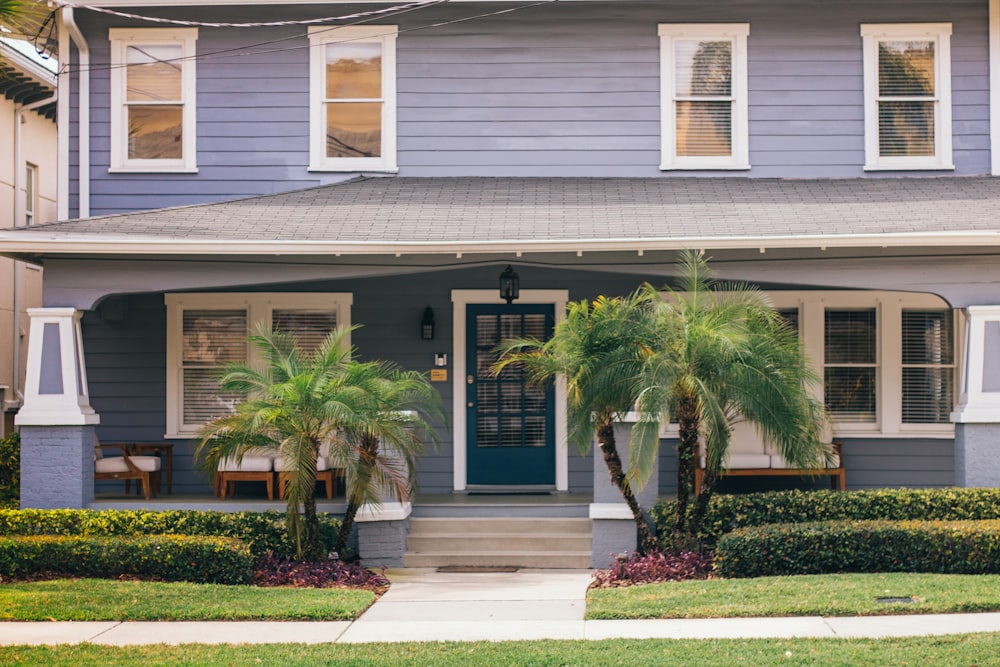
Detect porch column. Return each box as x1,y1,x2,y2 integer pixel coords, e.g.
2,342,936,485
952,306,1000,487
15,308,99,508
589,417,659,567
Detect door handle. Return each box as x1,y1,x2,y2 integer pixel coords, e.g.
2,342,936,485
468,402,474,408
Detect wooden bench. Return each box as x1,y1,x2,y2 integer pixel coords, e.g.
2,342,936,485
694,441,845,494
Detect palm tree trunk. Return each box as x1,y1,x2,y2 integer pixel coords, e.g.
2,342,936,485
689,467,718,540
596,419,658,554
673,394,699,544
299,492,324,561
336,432,380,556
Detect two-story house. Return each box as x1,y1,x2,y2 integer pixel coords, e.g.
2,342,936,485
4,0,1000,567
0,39,56,436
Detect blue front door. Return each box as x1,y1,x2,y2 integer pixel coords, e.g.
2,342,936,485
466,304,555,486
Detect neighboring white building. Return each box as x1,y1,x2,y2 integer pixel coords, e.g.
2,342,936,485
0,41,56,436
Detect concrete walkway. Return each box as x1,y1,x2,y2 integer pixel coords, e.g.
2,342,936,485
4,569,1000,646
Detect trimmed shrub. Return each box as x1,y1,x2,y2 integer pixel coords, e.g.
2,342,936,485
0,509,340,558
0,534,253,584
715,519,1000,578
0,433,18,509
591,550,714,588
652,487,1000,547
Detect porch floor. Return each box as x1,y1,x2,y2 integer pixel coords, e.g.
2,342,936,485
88,491,595,516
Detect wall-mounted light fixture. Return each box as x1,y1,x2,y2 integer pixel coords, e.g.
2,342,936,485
499,265,520,304
421,306,435,340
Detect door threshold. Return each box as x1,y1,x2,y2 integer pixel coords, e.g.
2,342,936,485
465,485,559,495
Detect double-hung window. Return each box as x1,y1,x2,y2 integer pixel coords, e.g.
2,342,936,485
658,24,749,170
861,23,953,170
308,25,398,172
24,163,37,226
165,293,352,437
109,28,198,172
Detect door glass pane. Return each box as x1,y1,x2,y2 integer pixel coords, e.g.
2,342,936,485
524,416,546,447
501,416,522,447
477,416,498,448
127,105,183,159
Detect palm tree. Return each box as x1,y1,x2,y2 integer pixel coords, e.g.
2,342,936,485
334,359,444,554
197,325,442,561
629,250,829,547
496,290,664,554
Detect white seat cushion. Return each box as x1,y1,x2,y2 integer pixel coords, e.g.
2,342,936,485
700,453,772,469
770,452,841,469
218,455,273,472
274,456,331,472
96,456,161,474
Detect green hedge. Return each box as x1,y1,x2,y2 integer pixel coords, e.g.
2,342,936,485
0,433,18,509
715,519,1000,578
0,509,340,558
652,488,1000,547
0,534,253,584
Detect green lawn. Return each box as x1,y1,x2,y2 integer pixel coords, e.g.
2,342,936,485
0,579,375,621
587,572,1000,619
3,636,1000,666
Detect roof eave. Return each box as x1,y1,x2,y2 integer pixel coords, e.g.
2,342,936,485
3,231,1000,258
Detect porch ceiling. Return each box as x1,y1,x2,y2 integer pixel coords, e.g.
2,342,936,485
3,176,1000,258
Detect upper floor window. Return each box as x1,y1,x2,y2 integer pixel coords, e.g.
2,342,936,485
658,24,749,170
861,23,952,171
164,292,352,437
109,28,198,172
24,163,37,226
308,25,398,173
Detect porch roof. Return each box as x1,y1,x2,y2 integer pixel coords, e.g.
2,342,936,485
4,176,1000,256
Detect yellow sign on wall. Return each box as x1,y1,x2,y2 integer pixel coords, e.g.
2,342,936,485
430,369,448,382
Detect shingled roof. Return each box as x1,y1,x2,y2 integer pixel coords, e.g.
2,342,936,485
4,176,1000,255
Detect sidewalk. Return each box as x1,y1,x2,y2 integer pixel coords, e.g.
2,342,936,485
4,569,1000,646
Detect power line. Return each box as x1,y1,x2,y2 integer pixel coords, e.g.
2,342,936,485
53,0,561,78
51,0,449,29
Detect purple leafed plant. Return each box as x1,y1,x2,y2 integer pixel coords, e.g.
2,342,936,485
591,550,714,588
253,555,389,590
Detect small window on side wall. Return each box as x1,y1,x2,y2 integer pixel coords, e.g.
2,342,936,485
658,23,750,170
308,25,398,173
861,23,952,171
109,28,198,172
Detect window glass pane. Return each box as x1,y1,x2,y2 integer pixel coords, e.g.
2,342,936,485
272,309,337,355
326,102,381,158
902,311,953,365
902,368,954,423
675,40,731,96
878,41,934,96
676,101,732,156
825,367,877,421
126,44,182,102
183,368,244,424
777,308,799,336
825,310,876,364
128,105,183,159
325,42,382,99
182,310,246,364
878,101,935,156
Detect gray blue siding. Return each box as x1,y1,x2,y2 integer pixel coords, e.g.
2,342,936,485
70,0,991,218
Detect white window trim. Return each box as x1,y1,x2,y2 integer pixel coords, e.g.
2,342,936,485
308,25,398,173
164,292,353,438
658,23,750,171
861,23,953,171
659,290,958,439
109,27,198,173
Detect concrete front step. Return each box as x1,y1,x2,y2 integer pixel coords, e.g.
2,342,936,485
409,517,592,534
403,550,593,569
405,517,592,569
407,533,591,552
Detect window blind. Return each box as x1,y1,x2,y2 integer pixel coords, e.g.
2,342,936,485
181,309,247,425
901,310,954,423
